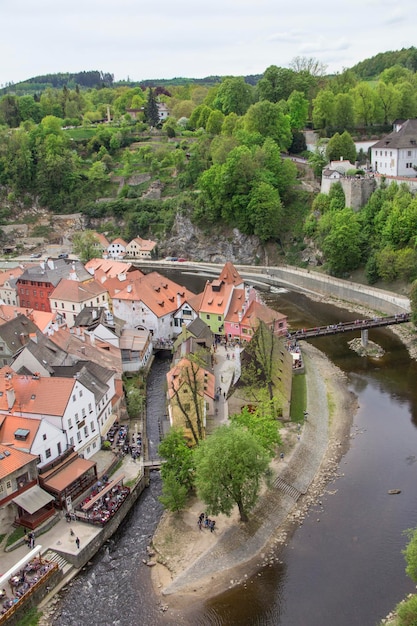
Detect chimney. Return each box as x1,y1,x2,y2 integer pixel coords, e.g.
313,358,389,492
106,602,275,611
176,292,182,308
5,378,15,410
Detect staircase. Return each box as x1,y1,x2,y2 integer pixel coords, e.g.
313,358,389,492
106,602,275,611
42,549,73,575
273,476,303,501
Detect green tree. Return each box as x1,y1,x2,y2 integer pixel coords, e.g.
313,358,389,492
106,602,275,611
213,77,253,115
257,66,297,103
72,230,100,263
230,406,282,458
321,208,362,276
158,470,188,512
244,101,292,150
287,90,309,131
333,93,355,129
352,81,376,127
158,428,195,492
144,88,159,127
247,181,282,242
312,89,336,129
205,109,224,135
194,424,270,522
326,131,356,163
308,148,327,178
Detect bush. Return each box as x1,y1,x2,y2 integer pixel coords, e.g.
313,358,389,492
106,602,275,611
396,594,417,626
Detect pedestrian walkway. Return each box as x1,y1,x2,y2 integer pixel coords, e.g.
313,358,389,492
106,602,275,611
210,343,241,428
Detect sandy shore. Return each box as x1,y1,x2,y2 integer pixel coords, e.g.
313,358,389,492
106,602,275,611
150,342,359,615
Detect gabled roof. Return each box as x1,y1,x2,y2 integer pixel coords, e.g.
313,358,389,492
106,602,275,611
85,258,136,278
0,443,38,479
49,328,123,378
372,119,417,150
120,328,150,351
167,357,215,400
241,300,287,328
127,237,157,251
50,278,108,303
17,259,91,286
218,261,244,287
0,315,39,353
92,232,110,248
109,238,128,248
114,271,195,318
52,363,109,403
199,280,234,316
224,288,246,323
0,267,24,288
186,317,213,340
0,415,41,450
0,370,76,416
11,333,71,374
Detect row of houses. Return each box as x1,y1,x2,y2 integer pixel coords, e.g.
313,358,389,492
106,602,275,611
92,234,157,260
0,259,288,532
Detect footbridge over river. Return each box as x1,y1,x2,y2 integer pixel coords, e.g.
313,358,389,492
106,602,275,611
288,312,411,346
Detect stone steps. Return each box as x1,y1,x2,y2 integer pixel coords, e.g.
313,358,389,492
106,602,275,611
273,476,302,501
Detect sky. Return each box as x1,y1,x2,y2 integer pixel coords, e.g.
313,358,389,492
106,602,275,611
1,0,416,86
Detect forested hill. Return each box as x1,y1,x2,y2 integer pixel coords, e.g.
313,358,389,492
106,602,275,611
350,46,417,79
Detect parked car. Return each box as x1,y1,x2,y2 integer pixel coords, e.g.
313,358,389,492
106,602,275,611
58,253,69,259
30,253,42,258
177,258,188,262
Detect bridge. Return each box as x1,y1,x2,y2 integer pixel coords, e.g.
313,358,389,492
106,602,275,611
143,459,164,469
288,312,411,346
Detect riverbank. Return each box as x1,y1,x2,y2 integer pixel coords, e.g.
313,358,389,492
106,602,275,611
150,342,358,614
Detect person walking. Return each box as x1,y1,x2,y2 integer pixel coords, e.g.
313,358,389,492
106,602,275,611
75,537,80,550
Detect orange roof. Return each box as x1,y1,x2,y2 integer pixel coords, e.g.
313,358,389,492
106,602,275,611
0,369,75,416
218,262,244,287
0,415,41,450
115,271,195,318
199,280,234,316
85,258,136,278
92,232,110,248
0,443,38,479
224,288,246,323
167,358,215,400
42,456,96,492
110,238,128,247
241,300,287,329
0,267,24,288
128,237,156,251
50,278,107,302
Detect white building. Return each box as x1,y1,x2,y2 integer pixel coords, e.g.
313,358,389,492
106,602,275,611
371,119,417,178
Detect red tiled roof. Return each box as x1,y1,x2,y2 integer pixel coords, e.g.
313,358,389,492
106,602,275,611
167,358,215,400
50,278,107,302
0,443,38,479
42,456,96,492
224,289,246,323
218,261,243,287
0,369,75,416
0,415,41,450
199,280,234,316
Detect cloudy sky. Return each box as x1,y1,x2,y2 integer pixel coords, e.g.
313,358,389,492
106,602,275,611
1,0,415,86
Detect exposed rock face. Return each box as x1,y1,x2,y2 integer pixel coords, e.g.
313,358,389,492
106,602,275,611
161,213,265,264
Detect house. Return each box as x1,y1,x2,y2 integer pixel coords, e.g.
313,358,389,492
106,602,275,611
173,317,213,354
0,304,63,336
16,259,91,313
111,271,195,340
72,307,121,347
0,414,66,468
239,300,288,341
198,278,235,336
49,278,109,328
371,119,417,178
166,357,215,445
172,292,201,332
119,328,153,372
218,261,245,289
10,332,73,377
0,443,50,532
125,236,157,259
107,238,128,259
0,369,101,460
0,267,24,306
157,102,169,121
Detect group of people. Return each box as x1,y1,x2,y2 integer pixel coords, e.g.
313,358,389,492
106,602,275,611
23,531,35,549
0,557,56,616
198,512,216,533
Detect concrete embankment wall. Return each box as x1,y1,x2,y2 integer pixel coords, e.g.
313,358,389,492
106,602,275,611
55,475,147,569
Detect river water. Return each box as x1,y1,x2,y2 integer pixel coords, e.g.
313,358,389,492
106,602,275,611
52,273,417,626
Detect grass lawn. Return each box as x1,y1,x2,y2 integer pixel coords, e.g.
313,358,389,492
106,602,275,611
290,373,307,422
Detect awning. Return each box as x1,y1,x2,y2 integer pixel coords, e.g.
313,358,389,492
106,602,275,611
42,457,96,492
81,475,126,511
12,485,55,514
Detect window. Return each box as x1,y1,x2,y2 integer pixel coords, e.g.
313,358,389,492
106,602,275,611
73,394,76,402
184,403,191,411
406,162,413,168
77,431,82,443
90,421,95,432
408,151,412,156
57,442,61,455
206,314,210,320
45,448,51,458
79,389,83,397
72,304,75,311
75,413,79,423
70,436,74,447
218,316,221,321
6,480,11,489
84,425,88,437
93,441,96,449
82,408,86,418
61,302,65,308
55,302,57,308
43,433,47,440
88,403,92,413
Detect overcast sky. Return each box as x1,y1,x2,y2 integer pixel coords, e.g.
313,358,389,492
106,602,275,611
2,0,416,86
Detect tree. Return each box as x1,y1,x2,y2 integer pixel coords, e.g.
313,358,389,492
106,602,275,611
333,93,355,130
256,66,298,103
321,208,363,276
168,356,208,444
158,428,195,492
247,181,282,242
287,90,309,131
72,230,100,263
194,424,270,522
352,82,376,127
243,101,292,150
213,77,253,115
308,147,327,178
144,88,159,127
230,406,282,458
326,131,356,163
312,90,335,130
289,56,327,77
158,470,188,512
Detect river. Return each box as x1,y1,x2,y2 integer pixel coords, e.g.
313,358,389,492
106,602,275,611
51,273,417,626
